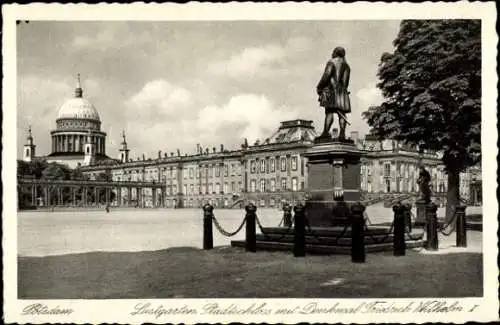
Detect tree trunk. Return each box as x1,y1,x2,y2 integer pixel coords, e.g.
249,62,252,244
445,169,460,224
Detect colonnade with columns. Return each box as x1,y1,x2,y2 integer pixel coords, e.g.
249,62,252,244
18,180,167,209
51,133,106,154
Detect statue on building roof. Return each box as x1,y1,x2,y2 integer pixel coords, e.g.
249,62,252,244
316,46,351,140
241,138,249,149
177,149,181,156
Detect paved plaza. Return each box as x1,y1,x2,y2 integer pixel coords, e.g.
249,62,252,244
18,204,482,257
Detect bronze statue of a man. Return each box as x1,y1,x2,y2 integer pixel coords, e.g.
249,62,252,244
316,47,351,139
417,166,432,203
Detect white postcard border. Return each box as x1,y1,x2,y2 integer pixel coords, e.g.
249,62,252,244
2,2,498,324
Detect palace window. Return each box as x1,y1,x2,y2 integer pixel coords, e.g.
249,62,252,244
231,181,235,193
280,157,287,172
201,184,206,194
291,178,298,191
215,183,221,193
250,160,256,173
291,156,298,171
250,180,256,192
190,184,194,194
224,182,228,194
215,165,220,177
209,165,213,178
260,179,266,193
270,158,276,172
260,160,266,173
189,168,194,179
224,164,229,177
208,184,213,194
384,163,391,177
231,164,236,176
281,178,287,191
183,185,188,195
270,179,276,192
173,185,178,194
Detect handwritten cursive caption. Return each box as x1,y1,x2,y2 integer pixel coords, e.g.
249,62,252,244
22,303,74,316
130,301,481,319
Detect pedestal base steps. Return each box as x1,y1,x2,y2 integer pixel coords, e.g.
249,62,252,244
230,226,426,255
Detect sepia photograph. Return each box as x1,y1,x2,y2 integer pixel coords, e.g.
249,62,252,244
3,2,498,324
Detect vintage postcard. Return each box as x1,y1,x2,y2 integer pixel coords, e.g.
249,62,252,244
2,2,499,324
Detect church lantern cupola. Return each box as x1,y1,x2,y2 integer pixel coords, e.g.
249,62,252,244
23,125,36,162
119,130,130,163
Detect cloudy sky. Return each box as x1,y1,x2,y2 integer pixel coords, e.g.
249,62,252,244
17,20,401,159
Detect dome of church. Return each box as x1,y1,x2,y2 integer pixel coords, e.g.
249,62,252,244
57,97,100,121
56,74,100,121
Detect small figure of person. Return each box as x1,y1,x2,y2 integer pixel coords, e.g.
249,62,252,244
282,202,293,228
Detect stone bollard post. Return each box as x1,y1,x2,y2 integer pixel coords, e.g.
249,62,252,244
350,202,366,263
245,203,257,252
283,204,293,228
293,204,306,257
202,203,214,250
455,204,467,247
425,202,439,251
393,203,406,256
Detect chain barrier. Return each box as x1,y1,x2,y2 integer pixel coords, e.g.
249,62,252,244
304,215,351,245
255,214,294,241
438,205,458,236
405,211,425,241
364,221,394,245
364,211,373,226
212,214,247,237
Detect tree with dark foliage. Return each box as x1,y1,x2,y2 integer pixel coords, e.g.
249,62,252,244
363,20,481,222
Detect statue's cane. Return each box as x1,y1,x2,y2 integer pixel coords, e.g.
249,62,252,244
337,111,351,126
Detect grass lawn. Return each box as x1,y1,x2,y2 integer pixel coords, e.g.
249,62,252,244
18,246,482,299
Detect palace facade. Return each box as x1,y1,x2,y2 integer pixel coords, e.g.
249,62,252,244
22,75,482,208
77,120,481,208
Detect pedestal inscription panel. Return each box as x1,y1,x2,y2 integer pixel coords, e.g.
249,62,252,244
304,140,363,227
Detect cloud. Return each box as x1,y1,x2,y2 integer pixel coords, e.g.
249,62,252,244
71,26,153,51
356,83,383,107
121,79,197,157
207,36,312,79
124,79,193,122
72,29,116,49
208,45,286,78
197,94,297,144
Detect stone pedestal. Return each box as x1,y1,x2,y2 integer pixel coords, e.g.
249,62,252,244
304,138,363,227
